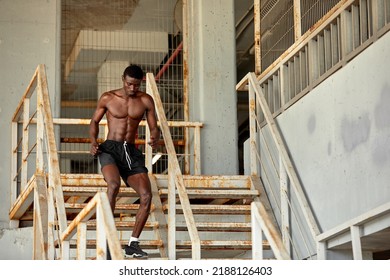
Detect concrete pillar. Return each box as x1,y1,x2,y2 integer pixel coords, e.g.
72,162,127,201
187,0,238,175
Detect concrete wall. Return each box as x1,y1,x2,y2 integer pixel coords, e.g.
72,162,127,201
0,228,33,260
0,0,60,258
187,0,238,175
256,31,390,258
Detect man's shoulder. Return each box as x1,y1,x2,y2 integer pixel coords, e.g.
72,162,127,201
100,90,120,101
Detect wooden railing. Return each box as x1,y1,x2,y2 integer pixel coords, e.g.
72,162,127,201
60,191,124,260
251,201,290,260
146,73,201,259
10,65,203,260
10,64,69,259
51,118,203,175
244,72,320,259
10,64,123,259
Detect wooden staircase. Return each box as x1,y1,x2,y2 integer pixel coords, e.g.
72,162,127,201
57,173,272,259
10,66,284,260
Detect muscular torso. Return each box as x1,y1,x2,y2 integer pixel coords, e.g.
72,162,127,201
104,90,149,143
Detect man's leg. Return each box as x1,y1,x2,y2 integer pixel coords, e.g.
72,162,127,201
126,173,152,238
101,164,122,213
123,172,152,258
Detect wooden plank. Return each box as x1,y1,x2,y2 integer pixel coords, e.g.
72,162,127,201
65,202,141,213
61,195,98,242
254,0,261,74
62,186,137,197
12,66,38,121
157,175,251,189
147,73,200,260
33,174,48,260
21,99,30,191
86,220,158,230
293,0,302,41
9,175,36,220
37,64,69,259
176,222,251,232
69,239,163,249
158,189,260,199
176,240,270,250
96,192,124,260
252,201,291,260
76,222,87,260
169,204,251,215
10,121,18,214
149,174,169,258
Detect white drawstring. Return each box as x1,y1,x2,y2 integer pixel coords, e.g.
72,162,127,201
123,141,132,170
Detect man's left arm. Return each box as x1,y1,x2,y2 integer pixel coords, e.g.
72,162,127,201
146,98,160,149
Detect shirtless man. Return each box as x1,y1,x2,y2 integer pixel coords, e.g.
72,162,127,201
89,64,160,258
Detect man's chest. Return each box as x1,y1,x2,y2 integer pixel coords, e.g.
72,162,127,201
107,99,146,120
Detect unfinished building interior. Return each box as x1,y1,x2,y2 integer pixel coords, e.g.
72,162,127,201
0,0,390,260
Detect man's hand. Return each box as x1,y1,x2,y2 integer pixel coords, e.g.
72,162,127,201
90,142,101,156
148,136,159,149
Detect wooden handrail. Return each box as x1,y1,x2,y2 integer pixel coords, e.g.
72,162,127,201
11,64,124,260
146,73,201,260
61,192,124,260
247,72,320,246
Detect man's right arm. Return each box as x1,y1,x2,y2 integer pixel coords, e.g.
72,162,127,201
89,94,108,155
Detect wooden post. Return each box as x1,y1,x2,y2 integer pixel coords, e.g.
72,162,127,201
194,126,201,174
293,0,302,41
248,72,320,239
254,0,261,75
183,0,190,174
248,76,258,176
280,156,290,256
251,202,264,259
33,175,48,260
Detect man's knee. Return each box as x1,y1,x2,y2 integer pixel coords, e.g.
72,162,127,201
106,180,121,196
139,191,152,208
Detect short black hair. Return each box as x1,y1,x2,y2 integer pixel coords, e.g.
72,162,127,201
123,64,144,80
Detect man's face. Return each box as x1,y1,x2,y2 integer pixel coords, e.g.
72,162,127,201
122,76,141,96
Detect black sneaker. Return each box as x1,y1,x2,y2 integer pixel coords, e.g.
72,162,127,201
124,241,148,258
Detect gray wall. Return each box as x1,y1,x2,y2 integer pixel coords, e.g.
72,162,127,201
0,0,60,256
187,0,238,175
257,31,390,257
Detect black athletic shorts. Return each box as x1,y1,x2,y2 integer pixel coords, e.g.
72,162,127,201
98,140,148,181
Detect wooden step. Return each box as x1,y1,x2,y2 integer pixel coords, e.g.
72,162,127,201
65,202,141,214
62,186,136,197
176,222,251,232
168,204,251,214
83,220,159,231
175,240,270,250
155,174,252,189
159,189,259,199
69,239,163,249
